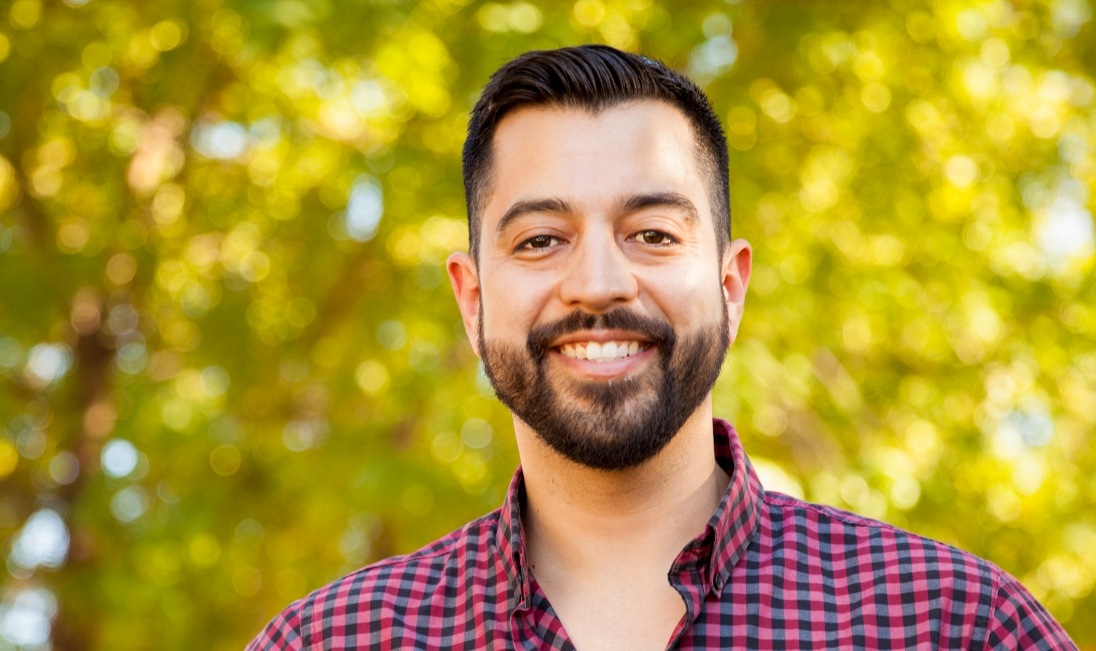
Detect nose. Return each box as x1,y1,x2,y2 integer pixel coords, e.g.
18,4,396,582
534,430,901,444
557,231,639,312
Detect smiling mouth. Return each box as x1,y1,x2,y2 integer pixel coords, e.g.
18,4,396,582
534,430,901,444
557,340,651,362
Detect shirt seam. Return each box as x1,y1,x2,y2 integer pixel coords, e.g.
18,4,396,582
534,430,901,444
978,561,1003,651
300,598,312,649
766,492,926,535
337,514,503,577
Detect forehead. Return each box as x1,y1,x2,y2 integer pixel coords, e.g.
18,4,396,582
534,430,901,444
483,100,710,225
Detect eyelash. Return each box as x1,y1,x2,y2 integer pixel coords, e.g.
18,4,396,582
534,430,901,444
634,230,677,246
517,235,561,252
516,230,679,253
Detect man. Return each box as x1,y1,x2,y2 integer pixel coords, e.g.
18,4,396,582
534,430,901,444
249,45,1075,650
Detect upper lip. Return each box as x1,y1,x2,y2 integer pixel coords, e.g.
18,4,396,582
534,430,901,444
550,330,653,348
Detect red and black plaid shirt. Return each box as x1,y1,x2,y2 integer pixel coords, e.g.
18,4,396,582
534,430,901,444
248,420,1076,649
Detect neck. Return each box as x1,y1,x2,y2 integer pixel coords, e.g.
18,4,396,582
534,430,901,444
516,400,728,576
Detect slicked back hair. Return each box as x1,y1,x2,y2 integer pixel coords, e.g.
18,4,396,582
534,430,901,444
462,45,731,262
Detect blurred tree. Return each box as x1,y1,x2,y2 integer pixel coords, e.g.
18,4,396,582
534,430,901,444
0,0,1093,649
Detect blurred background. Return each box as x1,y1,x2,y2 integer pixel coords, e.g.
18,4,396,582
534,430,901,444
0,0,1094,648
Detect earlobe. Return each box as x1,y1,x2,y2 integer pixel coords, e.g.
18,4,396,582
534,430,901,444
447,252,482,356
721,239,752,343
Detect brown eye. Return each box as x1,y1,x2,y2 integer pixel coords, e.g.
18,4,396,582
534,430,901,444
638,230,672,245
519,235,559,252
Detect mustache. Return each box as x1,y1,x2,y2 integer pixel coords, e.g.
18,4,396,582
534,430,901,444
527,309,675,361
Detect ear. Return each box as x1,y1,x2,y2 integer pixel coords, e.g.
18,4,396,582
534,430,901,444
447,251,482,357
720,239,752,344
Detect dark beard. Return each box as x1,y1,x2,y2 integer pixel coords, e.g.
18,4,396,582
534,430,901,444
480,306,729,470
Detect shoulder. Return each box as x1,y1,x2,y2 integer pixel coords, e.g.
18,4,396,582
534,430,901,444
324,508,502,593
762,489,994,578
985,567,1079,649
756,491,1077,649
246,509,503,650
762,488,1003,591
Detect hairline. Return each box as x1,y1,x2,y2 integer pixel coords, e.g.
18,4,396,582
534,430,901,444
470,98,728,264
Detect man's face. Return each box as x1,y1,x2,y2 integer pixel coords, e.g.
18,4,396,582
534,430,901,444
448,101,751,470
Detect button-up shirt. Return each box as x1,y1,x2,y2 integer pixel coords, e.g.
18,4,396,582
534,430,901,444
248,419,1076,649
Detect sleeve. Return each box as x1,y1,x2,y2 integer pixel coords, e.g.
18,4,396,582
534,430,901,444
245,601,306,651
983,571,1078,651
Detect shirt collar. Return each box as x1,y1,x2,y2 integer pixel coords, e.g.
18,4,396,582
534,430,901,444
497,465,531,613
495,418,765,610
705,418,764,592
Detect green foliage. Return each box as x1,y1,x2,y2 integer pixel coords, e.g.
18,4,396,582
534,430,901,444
0,0,1093,648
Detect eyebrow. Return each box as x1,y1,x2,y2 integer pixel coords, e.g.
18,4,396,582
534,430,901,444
619,192,700,224
495,198,574,237
493,192,700,239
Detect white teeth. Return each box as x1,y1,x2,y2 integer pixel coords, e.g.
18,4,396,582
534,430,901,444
559,340,646,362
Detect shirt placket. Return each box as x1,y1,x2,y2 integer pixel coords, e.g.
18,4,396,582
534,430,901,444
664,538,714,650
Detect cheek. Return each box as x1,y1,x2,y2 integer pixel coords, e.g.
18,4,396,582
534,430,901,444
479,275,552,339
639,265,722,321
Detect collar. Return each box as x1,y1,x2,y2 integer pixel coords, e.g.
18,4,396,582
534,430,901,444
496,418,765,612
700,418,765,592
498,465,532,613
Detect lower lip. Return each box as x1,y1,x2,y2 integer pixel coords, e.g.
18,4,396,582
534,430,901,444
549,346,656,379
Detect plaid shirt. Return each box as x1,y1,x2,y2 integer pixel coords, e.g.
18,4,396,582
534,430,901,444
248,419,1076,650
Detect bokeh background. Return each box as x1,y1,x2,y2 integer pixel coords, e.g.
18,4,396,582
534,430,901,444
1,0,1094,648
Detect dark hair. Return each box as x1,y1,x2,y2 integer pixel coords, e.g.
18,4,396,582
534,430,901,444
462,44,730,261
